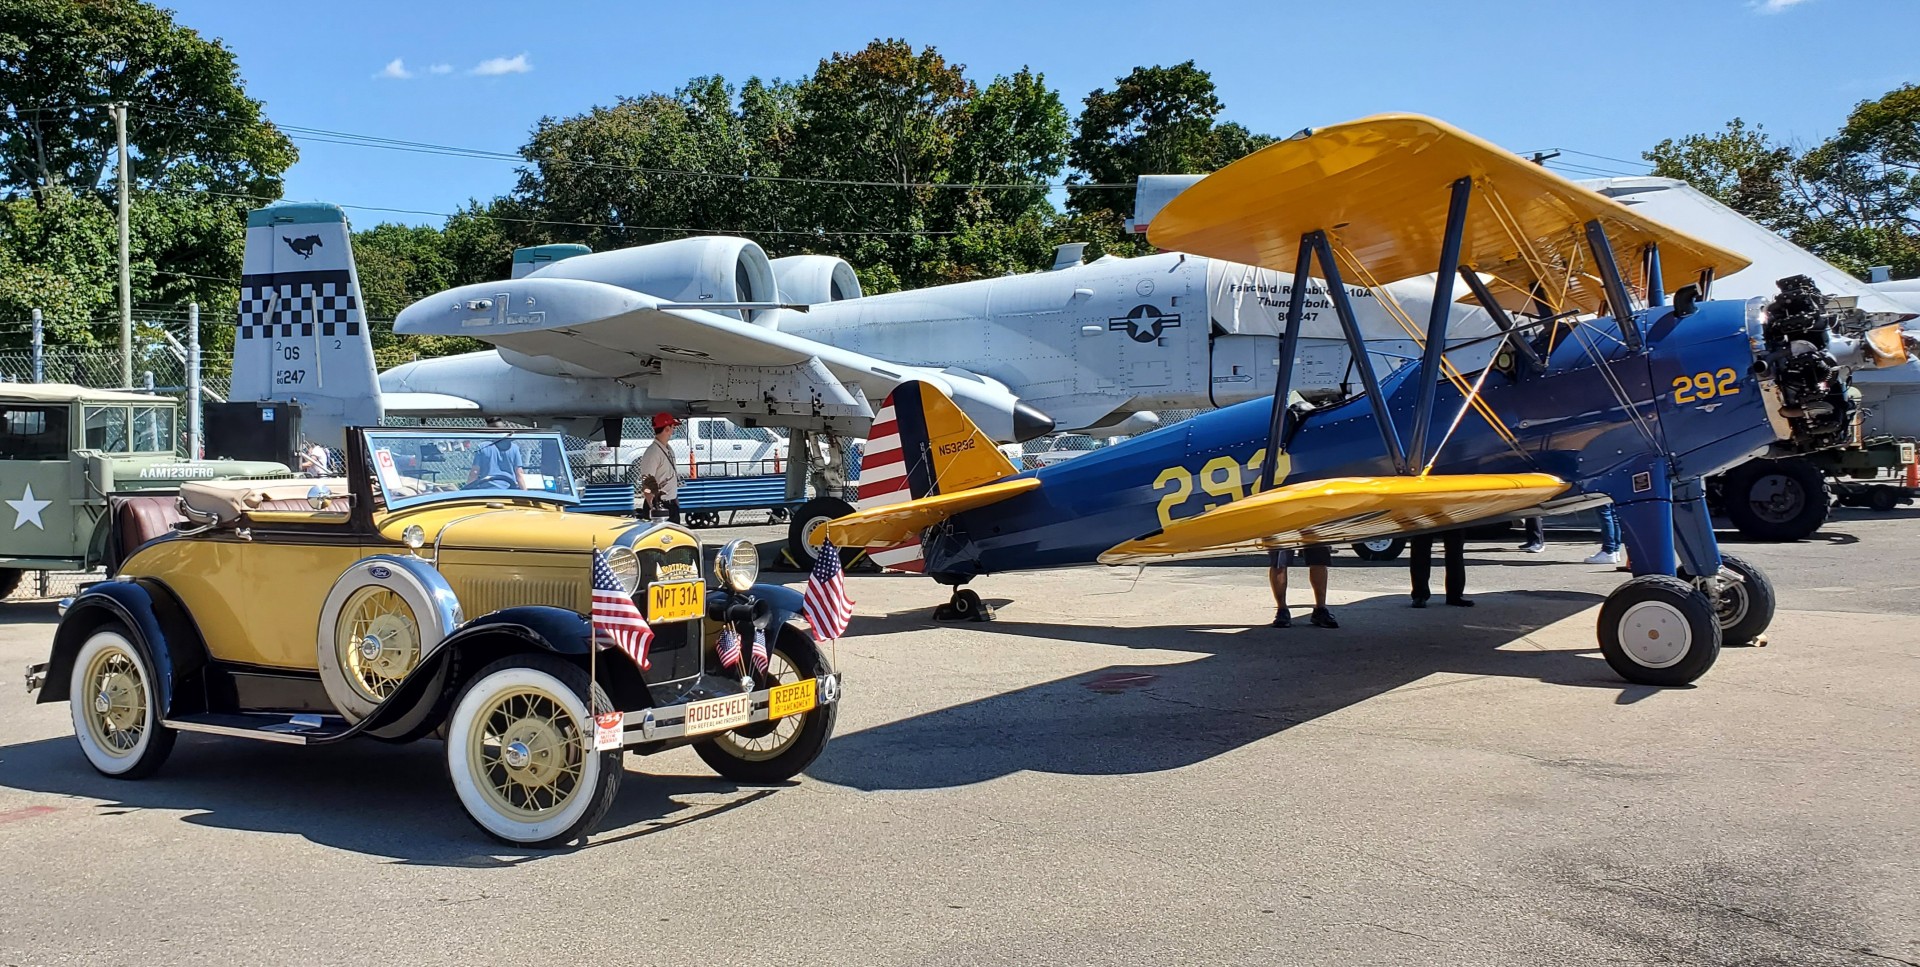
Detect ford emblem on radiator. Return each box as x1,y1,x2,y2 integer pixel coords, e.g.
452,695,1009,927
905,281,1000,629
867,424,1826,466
368,565,392,579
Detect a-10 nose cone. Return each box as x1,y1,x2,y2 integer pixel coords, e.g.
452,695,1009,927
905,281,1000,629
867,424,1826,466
1013,402,1055,443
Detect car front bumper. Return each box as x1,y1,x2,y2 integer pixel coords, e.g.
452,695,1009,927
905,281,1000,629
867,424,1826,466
23,662,46,694
622,672,841,748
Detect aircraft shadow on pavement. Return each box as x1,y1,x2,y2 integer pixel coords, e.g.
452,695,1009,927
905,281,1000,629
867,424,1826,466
812,588,1700,793
0,733,769,865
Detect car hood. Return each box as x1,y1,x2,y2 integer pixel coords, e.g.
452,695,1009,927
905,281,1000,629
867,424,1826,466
377,504,654,552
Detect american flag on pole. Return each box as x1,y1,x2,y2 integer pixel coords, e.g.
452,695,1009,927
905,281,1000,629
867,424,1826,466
750,627,769,673
802,539,854,640
591,549,654,671
716,626,742,670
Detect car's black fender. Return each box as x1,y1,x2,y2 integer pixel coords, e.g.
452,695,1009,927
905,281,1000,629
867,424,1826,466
354,606,603,741
706,582,809,653
39,580,209,717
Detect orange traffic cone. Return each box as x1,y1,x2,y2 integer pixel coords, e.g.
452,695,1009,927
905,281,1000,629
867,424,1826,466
1904,460,1917,489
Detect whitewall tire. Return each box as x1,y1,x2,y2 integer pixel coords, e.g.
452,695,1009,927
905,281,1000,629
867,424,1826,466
68,627,176,779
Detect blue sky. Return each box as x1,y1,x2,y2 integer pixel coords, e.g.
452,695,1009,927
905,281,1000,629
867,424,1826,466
166,0,1917,229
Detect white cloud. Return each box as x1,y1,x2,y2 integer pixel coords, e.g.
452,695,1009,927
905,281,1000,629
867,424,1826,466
1753,0,1812,12
377,57,413,80
428,63,453,75
471,53,532,76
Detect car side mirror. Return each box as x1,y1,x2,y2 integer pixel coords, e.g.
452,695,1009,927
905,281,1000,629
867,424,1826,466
308,484,335,510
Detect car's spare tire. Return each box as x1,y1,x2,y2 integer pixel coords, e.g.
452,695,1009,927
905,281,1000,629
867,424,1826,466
317,555,462,722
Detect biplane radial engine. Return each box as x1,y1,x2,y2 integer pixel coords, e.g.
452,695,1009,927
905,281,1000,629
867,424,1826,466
827,114,1911,688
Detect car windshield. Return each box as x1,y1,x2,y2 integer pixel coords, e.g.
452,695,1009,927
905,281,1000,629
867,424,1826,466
362,429,580,511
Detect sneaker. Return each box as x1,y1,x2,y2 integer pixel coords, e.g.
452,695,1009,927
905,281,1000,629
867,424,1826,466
1310,607,1339,629
1410,597,1428,609
1270,611,1292,628
1520,542,1546,553
1585,549,1623,565
1446,596,1475,607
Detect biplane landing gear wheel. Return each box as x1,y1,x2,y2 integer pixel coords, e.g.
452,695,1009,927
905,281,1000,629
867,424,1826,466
1597,575,1722,686
1679,552,1775,647
788,497,855,569
933,587,992,622
445,653,622,847
1350,538,1406,561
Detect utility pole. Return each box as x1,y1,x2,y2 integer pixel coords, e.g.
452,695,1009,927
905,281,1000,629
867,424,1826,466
187,302,202,458
113,101,132,388
30,308,43,383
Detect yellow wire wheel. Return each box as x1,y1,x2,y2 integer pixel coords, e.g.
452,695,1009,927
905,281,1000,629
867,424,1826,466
467,687,586,823
444,654,622,845
334,586,421,704
66,627,176,779
80,643,148,759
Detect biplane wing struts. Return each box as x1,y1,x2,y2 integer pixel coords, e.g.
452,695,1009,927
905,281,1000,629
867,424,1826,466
828,114,1900,687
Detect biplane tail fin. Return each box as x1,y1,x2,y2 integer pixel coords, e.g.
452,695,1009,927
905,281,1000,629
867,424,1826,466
840,381,1028,570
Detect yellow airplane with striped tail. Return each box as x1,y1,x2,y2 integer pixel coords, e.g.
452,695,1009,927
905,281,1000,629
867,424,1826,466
827,114,1913,688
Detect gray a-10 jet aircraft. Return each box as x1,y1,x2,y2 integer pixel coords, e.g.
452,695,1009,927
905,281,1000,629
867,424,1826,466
227,201,1510,456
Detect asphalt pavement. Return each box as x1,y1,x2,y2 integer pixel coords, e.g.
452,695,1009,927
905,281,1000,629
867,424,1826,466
1,510,1915,966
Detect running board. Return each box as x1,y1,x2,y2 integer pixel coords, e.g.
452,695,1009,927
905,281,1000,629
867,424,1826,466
162,712,353,745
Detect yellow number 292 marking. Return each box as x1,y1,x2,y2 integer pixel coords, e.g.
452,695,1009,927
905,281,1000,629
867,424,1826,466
1672,368,1740,407
1153,467,1192,529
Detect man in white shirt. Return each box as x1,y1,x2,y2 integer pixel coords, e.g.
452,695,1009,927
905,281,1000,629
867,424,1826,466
635,413,682,522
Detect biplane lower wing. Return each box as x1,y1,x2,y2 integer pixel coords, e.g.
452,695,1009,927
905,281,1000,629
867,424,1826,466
1098,473,1569,565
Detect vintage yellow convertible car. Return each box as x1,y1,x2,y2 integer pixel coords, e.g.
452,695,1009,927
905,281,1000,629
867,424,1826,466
25,427,842,846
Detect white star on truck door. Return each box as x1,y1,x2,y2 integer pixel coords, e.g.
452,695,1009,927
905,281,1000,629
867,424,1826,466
8,485,50,530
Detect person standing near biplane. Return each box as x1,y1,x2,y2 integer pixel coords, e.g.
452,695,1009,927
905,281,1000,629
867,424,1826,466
1268,546,1338,628
1409,529,1472,607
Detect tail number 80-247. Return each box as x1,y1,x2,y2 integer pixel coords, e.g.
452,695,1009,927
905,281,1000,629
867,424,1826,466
1673,368,1740,406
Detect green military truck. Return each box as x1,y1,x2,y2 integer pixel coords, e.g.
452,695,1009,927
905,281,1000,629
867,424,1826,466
1,384,288,599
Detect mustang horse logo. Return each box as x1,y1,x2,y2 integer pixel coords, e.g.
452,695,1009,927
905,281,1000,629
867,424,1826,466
1108,304,1182,344
283,235,324,259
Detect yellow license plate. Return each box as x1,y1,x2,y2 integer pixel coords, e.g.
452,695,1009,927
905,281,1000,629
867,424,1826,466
647,580,705,623
768,679,818,720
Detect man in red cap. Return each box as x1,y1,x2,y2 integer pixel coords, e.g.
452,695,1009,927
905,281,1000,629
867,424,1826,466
635,413,683,522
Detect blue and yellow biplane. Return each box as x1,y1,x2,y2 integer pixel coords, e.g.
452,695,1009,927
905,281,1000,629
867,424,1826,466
827,114,1904,687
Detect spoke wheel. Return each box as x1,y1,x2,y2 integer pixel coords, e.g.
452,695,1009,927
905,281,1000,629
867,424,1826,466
68,626,175,778
335,586,421,704
711,650,806,762
695,626,838,783
446,654,622,846
470,689,585,822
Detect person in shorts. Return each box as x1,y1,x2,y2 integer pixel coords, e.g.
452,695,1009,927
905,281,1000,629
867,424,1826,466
1268,544,1337,628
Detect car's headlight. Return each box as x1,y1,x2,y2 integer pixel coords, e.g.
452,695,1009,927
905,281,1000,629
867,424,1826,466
604,545,641,594
714,539,758,592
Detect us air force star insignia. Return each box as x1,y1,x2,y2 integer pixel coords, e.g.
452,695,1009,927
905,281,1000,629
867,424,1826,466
8,484,50,530
1107,304,1182,343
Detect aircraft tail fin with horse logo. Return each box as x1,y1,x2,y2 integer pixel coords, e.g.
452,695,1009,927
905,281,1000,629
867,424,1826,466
838,381,1035,570
226,202,385,447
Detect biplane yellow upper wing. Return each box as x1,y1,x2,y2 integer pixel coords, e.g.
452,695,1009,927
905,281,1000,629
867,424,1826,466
1146,114,1752,316
1098,473,1569,566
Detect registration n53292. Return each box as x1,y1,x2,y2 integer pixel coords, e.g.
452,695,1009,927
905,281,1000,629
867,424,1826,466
683,693,753,736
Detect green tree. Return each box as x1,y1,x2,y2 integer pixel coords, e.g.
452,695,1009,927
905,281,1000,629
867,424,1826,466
1067,62,1273,254
0,0,295,198
1644,118,1805,232
0,187,116,346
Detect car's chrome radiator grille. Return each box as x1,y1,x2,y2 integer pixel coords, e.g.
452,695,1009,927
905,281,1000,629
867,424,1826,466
453,577,585,616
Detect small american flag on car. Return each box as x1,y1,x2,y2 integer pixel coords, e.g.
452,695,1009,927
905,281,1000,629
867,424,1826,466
717,625,742,670
803,539,853,640
591,549,653,671
751,626,769,673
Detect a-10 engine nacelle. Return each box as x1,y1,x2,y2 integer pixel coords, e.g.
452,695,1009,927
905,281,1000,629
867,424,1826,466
770,255,863,305
522,235,779,325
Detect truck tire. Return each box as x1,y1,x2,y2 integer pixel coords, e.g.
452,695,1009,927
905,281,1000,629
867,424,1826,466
1350,538,1406,561
0,568,21,600
1719,457,1829,542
